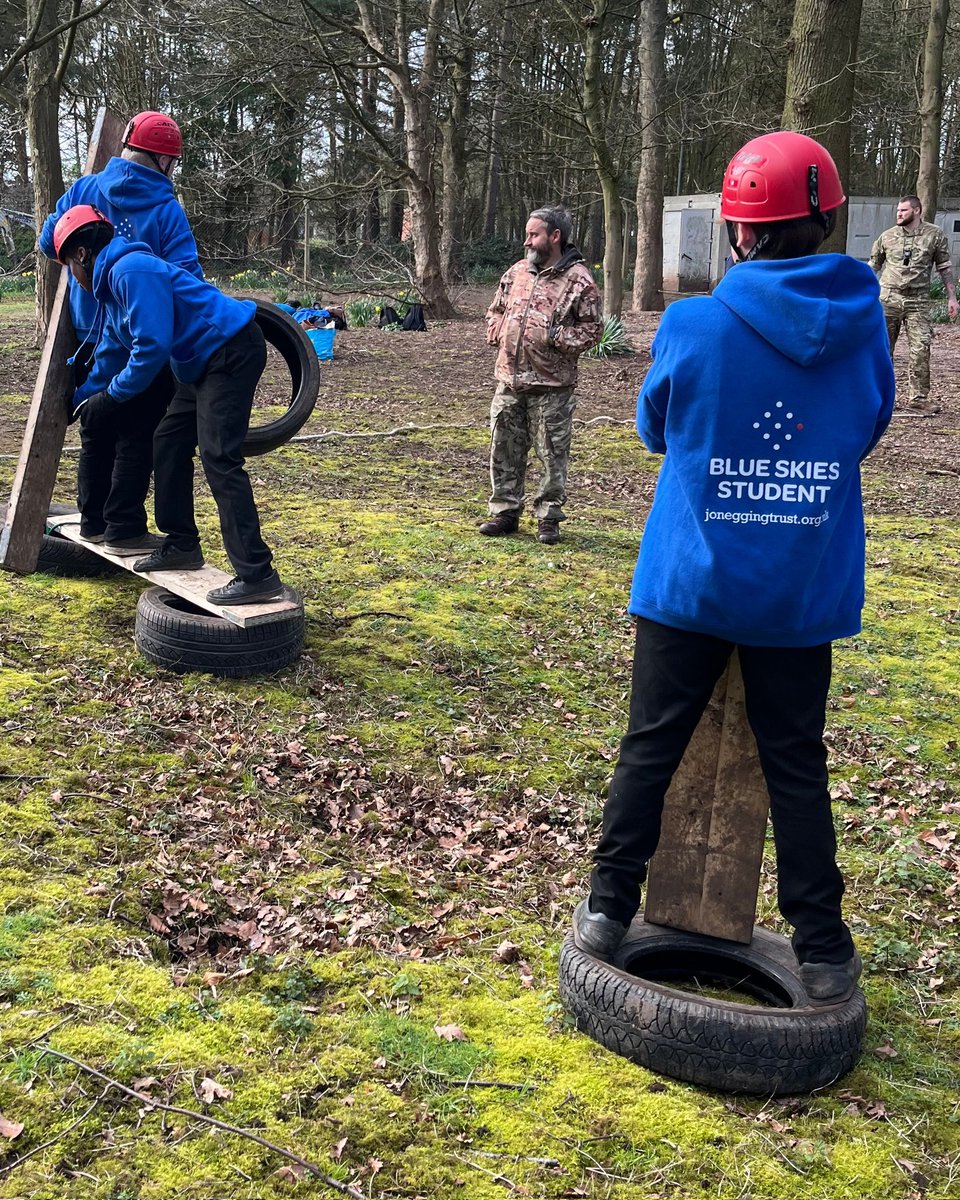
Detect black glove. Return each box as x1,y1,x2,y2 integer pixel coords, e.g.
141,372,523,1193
75,390,120,426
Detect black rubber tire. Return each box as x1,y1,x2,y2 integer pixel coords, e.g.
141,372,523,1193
134,586,306,678
559,919,866,1095
242,299,321,456
40,504,123,576
0,501,121,577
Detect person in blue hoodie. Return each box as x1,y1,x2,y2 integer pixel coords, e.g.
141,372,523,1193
39,111,200,555
52,204,284,606
572,132,895,1005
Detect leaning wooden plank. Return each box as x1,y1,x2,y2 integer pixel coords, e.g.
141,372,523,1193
46,513,299,629
0,107,126,574
643,653,770,944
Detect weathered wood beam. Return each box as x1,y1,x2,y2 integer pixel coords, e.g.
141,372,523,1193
1,107,125,574
643,653,770,944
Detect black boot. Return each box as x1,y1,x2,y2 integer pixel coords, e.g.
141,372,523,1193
537,519,561,545
479,510,520,537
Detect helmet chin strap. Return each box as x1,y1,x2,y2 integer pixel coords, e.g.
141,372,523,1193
726,220,770,263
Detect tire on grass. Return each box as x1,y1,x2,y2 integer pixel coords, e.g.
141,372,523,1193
134,586,305,678
242,299,321,456
0,501,121,577
558,919,866,1095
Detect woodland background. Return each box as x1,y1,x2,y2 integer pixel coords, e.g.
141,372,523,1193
2,0,960,325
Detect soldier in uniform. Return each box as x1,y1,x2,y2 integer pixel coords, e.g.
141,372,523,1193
480,204,602,545
869,195,958,415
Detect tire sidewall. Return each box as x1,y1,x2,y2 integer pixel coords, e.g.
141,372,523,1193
242,299,320,456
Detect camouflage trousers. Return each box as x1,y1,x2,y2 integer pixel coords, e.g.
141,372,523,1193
488,383,577,521
880,288,932,402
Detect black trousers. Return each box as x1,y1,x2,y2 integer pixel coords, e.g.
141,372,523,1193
75,363,173,541
590,618,854,965
152,320,273,582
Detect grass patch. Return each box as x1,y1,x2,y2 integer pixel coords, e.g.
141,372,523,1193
1,299,959,1198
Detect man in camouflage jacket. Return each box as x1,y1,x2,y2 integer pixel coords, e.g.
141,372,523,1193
869,195,958,415
480,204,602,544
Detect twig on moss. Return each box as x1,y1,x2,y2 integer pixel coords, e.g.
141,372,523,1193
421,1069,537,1091
31,1045,365,1198
337,610,412,624
472,1150,562,1167
453,1153,522,1192
0,1088,110,1178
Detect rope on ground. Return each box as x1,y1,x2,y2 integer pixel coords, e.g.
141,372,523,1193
0,416,633,460
27,1045,366,1198
288,422,473,443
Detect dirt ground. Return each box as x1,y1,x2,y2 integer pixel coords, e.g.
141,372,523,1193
1,288,958,518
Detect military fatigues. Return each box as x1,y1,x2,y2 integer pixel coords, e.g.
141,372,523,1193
485,247,602,520
869,220,954,405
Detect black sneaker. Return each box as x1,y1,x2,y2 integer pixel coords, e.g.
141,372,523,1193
80,530,106,544
207,571,285,606
104,532,166,556
799,951,863,1005
571,897,629,962
133,542,205,572
479,510,520,537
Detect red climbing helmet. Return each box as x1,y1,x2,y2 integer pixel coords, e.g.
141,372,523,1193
52,204,114,261
721,131,845,225
122,110,183,158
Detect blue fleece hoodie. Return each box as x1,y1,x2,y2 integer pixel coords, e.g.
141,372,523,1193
38,157,202,339
76,236,255,404
630,253,895,647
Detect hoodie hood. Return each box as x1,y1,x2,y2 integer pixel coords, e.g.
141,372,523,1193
97,157,176,213
713,253,882,367
91,234,155,302
530,243,585,276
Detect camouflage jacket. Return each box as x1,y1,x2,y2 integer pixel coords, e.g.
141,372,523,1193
869,220,954,292
486,247,603,390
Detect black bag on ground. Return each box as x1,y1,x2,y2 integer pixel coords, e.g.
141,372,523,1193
378,305,401,327
401,303,427,332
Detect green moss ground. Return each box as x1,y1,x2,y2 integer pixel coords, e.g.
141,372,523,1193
1,303,958,1197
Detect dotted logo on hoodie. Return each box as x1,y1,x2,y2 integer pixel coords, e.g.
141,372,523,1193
752,400,802,452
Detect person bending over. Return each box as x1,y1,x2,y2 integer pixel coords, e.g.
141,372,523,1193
53,204,284,606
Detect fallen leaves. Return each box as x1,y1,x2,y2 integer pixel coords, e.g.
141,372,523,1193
133,733,591,963
199,1076,233,1105
0,1112,24,1139
433,1023,467,1042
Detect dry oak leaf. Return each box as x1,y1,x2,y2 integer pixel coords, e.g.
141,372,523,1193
0,1112,24,1139
872,1040,899,1060
433,1023,467,1042
273,1163,307,1183
199,1076,233,1104
494,940,521,964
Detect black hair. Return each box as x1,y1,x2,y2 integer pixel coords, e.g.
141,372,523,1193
59,221,114,263
739,212,837,262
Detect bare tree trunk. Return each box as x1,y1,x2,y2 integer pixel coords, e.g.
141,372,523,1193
781,0,864,252
355,0,456,316
634,0,666,312
439,10,473,283
484,12,512,238
582,0,622,317
917,0,950,218
24,0,65,343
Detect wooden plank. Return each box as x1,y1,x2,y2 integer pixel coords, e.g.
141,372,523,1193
46,513,299,628
0,107,126,575
643,652,770,944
